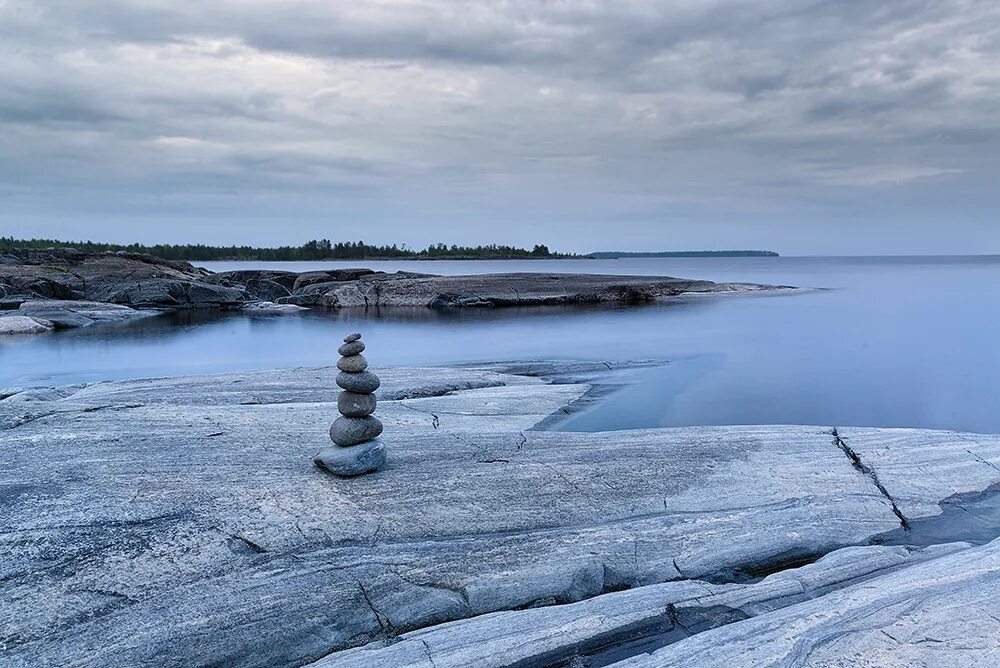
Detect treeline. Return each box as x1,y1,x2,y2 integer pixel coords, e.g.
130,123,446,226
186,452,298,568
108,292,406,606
588,250,778,258
0,237,569,261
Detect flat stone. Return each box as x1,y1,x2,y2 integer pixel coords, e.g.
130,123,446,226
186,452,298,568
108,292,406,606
329,414,383,446
336,371,381,394
337,391,377,418
0,315,54,335
314,439,386,477
337,354,368,373
338,340,365,356
343,333,362,343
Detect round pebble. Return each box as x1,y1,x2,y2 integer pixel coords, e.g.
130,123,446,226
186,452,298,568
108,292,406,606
313,439,386,476
330,415,383,446
338,391,376,417
337,354,368,372
336,370,380,394
338,340,365,356
343,332,362,343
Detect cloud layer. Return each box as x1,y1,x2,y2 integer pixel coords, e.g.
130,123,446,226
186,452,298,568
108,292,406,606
2,0,998,252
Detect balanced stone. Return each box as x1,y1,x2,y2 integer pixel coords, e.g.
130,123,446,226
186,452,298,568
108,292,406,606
313,439,386,476
330,415,383,446
337,354,368,373
343,332,361,343
338,391,377,418
338,340,365,356
336,370,380,394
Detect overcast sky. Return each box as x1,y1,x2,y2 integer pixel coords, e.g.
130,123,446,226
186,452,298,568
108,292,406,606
1,1,998,254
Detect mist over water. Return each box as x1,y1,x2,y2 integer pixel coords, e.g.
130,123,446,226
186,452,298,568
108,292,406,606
4,256,999,433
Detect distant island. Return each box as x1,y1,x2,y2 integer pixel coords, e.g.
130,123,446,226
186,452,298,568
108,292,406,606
2,237,779,262
0,237,573,261
588,250,779,258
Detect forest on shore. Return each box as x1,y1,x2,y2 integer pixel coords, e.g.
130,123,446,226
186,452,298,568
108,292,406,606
1,237,567,261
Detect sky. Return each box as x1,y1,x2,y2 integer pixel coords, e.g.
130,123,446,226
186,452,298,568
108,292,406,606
1,0,998,255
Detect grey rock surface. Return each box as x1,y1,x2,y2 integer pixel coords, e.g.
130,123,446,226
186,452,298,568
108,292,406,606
314,439,387,476
3,365,996,667
0,248,209,303
621,537,1000,667
0,299,157,330
329,414,384,445
0,315,54,334
312,542,972,668
238,301,308,312
316,271,784,308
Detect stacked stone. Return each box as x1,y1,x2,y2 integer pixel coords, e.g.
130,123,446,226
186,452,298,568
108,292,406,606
313,333,386,476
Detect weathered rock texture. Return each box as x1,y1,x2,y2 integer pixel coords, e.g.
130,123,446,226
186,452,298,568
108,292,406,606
275,271,782,308
2,364,999,667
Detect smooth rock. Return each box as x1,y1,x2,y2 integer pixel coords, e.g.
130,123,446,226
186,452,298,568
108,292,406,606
336,371,381,394
338,340,365,356
240,301,308,313
343,333,362,343
337,354,368,373
314,439,387,477
0,315,54,335
14,300,154,329
5,364,997,668
329,415,383,446
337,391,377,418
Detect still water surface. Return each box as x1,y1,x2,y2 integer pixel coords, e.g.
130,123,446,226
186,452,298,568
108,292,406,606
3,256,999,433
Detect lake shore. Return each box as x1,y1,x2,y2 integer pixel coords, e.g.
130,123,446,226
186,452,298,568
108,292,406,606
0,248,791,335
3,361,999,667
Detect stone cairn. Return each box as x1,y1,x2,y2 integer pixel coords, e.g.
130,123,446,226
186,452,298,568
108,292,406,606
313,332,386,476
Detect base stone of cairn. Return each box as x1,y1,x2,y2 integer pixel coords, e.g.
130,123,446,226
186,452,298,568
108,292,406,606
313,332,386,476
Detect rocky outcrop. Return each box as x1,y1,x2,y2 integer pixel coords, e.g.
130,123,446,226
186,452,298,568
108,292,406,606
0,315,54,335
275,271,783,308
0,248,236,308
0,249,790,335
2,364,998,667
0,300,156,331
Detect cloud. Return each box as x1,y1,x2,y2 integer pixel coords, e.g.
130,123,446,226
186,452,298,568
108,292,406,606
0,0,998,252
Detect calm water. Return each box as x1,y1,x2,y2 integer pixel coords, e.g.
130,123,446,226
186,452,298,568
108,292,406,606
3,256,1000,433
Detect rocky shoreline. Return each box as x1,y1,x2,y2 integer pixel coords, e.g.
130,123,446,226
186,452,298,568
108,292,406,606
0,248,789,335
2,361,998,667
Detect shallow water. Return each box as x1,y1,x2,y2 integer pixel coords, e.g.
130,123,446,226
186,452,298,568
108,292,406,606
4,256,1000,433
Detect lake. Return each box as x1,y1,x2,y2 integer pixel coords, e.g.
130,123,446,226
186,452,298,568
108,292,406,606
4,256,1000,433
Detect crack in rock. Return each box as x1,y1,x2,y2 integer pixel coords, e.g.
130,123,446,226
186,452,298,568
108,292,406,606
832,428,910,531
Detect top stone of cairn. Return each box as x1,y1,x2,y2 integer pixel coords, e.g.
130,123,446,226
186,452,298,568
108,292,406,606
344,332,362,343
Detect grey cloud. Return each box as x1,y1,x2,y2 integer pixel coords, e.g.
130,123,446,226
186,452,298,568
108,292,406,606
0,0,998,254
